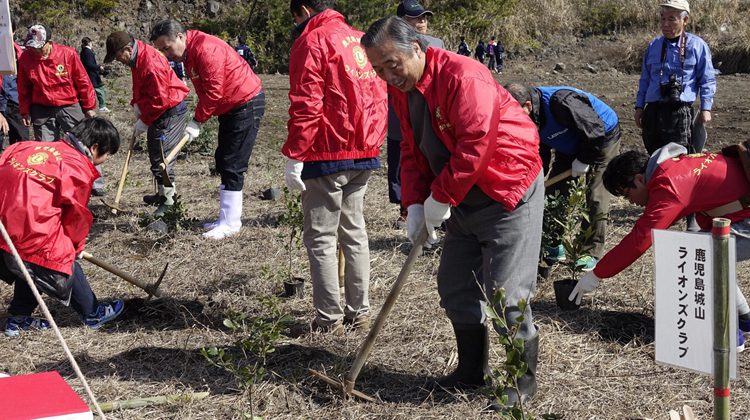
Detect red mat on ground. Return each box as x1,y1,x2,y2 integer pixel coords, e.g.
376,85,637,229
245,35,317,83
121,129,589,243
0,371,92,419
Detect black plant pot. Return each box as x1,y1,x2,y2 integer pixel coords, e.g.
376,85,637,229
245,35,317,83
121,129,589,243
537,263,552,280
283,277,305,298
553,279,580,311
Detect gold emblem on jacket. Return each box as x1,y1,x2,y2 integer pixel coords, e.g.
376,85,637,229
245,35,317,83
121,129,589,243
352,46,367,70
55,64,68,77
27,152,50,166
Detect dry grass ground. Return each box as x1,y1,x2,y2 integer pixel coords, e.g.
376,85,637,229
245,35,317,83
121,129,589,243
1,50,750,419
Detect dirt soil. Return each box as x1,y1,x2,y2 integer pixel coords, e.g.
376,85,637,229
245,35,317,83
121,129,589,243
2,44,750,419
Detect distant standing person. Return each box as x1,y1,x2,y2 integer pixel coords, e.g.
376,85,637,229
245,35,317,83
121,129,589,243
80,37,109,113
635,0,715,154
104,31,190,218
389,0,444,228
234,35,258,69
494,39,505,73
457,36,470,56
486,36,496,72
18,25,105,196
474,40,485,63
151,20,265,240
0,42,29,151
283,0,387,334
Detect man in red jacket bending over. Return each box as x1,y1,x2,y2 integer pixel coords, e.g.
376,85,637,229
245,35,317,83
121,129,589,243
151,20,265,240
282,0,387,334
104,31,190,218
569,143,750,351
363,17,544,409
0,118,124,337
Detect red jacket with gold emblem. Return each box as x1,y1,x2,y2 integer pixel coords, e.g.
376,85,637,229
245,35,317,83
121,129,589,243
282,9,387,161
131,40,189,126
17,42,97,116
390,48,542,210
183,30,262,122
0,140,98,275
595,148,750,279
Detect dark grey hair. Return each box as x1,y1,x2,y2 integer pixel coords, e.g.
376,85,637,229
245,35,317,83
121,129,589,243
504,83,531,105
362,16,427,54
150,20,185,42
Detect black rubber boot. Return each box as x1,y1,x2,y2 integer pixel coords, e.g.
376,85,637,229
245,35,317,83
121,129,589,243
435,322,490,390
491,333,539,410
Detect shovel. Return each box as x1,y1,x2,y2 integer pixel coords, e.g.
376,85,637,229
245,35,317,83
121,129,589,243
160,134,190,188
309,227,429,401
544,168,573,189
104,132,138,214
80,251,168,300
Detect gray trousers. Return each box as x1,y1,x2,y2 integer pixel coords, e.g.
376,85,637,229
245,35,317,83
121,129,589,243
31,103,104,189
147,105,188,185
730,220,750,315
437,173,544,341
302,169,371,325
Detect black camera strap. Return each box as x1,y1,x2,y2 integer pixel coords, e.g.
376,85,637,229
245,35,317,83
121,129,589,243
659,32,686,91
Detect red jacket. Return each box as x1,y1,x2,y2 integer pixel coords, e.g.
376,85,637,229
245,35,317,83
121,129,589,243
0,140,98,275
184,30,262,122
130,40,189,126
283,10,387,161
595,151,750,278
390,48,542,210
17,42,96,116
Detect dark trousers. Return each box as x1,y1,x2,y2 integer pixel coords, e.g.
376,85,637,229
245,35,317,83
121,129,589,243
541,132,621,259
216,91,266,191
386,137,401,205
1,253,97,318
487,55,496,71
642,101,693,154
0,103,30,151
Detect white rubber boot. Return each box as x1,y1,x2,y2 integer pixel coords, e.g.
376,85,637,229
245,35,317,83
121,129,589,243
203,184,225,230
203,189,242,240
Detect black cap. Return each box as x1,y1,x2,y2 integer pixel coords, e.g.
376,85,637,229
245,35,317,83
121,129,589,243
104,31,132,63
397,0,434,18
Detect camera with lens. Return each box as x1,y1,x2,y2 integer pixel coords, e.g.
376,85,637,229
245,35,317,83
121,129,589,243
660,73,683,103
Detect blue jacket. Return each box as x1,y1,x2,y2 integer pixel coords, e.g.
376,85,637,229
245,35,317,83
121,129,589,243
534,86,619,161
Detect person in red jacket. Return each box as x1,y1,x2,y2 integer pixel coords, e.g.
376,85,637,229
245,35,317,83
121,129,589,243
150,20,265,240
363,17,544,408
568,143,750,349
282,0,387,334
0,117,124,337
104,31,190,217
17,24,106,196
17,25,97,142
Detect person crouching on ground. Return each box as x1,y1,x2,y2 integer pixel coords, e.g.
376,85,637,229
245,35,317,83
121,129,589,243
569,144,750,350
363,17,544,408
104,31,189,218
0,117,124,337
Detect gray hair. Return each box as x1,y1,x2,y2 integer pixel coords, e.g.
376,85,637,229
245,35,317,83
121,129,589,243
362,16,427,54
150,20,185,42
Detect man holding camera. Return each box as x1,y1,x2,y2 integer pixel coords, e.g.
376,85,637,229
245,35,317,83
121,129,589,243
634,0,715,155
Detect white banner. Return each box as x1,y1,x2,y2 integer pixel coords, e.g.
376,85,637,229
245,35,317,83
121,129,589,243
653,229,737,378
0,0,13,75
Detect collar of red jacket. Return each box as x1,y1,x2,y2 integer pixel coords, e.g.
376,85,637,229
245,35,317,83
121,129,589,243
24,41,59,61
300,9,345,37
413,46,438,95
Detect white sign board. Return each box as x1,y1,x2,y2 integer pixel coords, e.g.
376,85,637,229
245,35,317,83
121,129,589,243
653,229,737,378
0,0,13,75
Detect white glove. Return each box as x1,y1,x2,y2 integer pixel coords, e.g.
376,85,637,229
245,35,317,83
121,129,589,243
571,158,590,177
133,103,141,119
423,194,451,243
568,271,601,305
186,120,201,142
284,158,306,191
133,119,148,137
